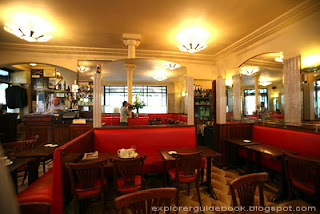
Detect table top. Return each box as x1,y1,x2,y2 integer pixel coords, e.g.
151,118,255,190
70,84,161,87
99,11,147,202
226,138,261,146
159,146,222,161
15,142,65,158
245,144,299,158
297,154,320,162
7,157,37,172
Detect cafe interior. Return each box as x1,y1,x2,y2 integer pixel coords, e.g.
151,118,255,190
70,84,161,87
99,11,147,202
0,0,319,213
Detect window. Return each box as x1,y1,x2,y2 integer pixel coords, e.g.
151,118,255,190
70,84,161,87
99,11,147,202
103,85,168,113
0,69,10,105
244,88,268,115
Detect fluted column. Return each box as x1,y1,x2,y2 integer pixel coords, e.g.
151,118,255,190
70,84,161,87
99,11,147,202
284,56,301,124
254,72,261,112
232,74,241,121
216,78,226,124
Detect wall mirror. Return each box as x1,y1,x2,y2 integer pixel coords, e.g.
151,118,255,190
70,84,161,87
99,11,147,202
78,58,188,124
226,52,284,122
301,64,320,122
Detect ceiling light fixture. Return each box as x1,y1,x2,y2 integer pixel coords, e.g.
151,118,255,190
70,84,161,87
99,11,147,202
4,14,53,42
78,66,91,73
153,70,168,81
163,62,181,70
29,63,37,66
177,27,208,53
274,52,284,62
240,66,260,76
259,81,272,86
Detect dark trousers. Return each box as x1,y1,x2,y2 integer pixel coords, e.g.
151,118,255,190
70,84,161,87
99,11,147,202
120,122,128,126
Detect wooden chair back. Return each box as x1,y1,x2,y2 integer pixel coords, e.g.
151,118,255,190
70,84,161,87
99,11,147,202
114,188,177,214
66,159,106,196
283,152,320,195
173,152,202,182
111,155,146,191
4,135,39,157
229,172,268,209
19,202,51,214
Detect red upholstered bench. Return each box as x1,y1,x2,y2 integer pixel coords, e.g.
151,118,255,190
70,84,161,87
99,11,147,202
238,125,320,172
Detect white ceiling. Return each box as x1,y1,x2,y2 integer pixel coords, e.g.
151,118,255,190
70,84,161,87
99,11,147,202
0,0,303,55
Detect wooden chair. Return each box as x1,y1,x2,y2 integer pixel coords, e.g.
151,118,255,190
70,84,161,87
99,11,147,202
4,135,39,185
19,202,51,214
169,152,202,210
66,159,107,214
111,155,147,195
114,188,177,214
283,152,320,205
229,172,268,210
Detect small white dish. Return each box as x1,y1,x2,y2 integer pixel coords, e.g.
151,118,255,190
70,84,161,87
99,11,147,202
168,151,177,155
44,144,58,148
4,160,13,166
243,140,251,143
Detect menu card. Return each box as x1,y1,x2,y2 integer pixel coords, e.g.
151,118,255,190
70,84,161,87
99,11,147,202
82,151,99,160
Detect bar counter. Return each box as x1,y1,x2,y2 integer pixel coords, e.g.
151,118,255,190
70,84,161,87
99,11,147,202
23,115,93,144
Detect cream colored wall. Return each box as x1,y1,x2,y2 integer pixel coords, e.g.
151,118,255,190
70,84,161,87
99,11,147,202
217,11,320,76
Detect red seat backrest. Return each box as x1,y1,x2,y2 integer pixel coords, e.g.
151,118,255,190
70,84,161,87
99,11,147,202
93,126,196,155
252,125,320,157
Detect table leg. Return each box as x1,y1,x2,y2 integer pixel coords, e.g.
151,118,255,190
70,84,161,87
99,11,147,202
162,160,168,186
272,158,288,202
206,157,218,200
27,160,39,185
10,169,18,194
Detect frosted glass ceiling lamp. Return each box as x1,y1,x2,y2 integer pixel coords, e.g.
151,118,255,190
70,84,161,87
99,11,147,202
177,27,209,53
240,66,260,76
4,14,53,42
163,62,181,70
274,52,284,62
153,76,167,81
78,66,91,73
259,81,272,86
4,22,52,42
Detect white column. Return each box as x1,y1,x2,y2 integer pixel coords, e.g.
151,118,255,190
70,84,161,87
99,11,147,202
254,73,260,111
216,78,226,124
232,74,241,121
123,34,141,58
186,76,194,125
93,64,102,128
284,56,301,124
124,64,136,104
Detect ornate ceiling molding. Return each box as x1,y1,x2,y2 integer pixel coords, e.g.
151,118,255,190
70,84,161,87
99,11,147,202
244,59,283,70
213,0,320,61
0,42,215,65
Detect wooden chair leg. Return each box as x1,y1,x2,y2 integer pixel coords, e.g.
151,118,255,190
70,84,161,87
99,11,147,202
196,181,203,214
200,169,204,183
42,161,46,174
22,171,28,185
74,198,79,214
187,183,190,195
175,184,180,210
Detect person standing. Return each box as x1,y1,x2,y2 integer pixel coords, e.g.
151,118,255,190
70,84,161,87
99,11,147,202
120,101,131,126
259,102,270,119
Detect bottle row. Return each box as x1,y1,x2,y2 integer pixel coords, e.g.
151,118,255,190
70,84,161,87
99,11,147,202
193,84,212,98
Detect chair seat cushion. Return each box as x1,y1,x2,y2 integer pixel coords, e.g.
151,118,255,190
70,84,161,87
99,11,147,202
168,169,197,182
117,175,142,192
74,178,107,197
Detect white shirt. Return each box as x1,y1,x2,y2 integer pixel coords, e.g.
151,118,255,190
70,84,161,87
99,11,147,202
45,104,66,114
120,106,129,122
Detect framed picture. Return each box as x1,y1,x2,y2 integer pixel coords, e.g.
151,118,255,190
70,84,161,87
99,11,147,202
44,69,56,77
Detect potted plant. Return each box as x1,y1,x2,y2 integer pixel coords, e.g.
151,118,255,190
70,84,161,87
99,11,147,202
132,95,146,117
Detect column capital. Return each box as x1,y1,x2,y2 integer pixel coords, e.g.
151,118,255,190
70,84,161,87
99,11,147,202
124,63,136,71
122,33,141,47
